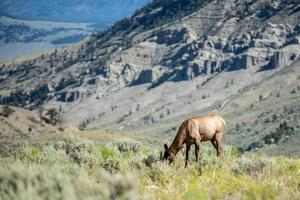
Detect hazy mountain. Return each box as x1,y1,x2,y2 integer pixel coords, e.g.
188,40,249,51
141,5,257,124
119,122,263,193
0,15,97,61
1,0,300,155
0,0,150,24
0,0,150,61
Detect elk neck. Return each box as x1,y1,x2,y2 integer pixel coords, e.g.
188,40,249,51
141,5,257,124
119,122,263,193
169,122,187,156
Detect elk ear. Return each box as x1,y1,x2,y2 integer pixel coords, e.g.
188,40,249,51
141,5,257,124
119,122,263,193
164,144,168,150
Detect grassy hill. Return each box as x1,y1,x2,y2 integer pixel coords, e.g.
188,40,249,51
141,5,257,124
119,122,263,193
0,104,76,157
0,133,299,200
0,105,299,199
105,57,300,157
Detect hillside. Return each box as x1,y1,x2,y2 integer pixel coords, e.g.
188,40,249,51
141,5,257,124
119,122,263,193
0,0,300,155
0,134,300,199
0,104,77,156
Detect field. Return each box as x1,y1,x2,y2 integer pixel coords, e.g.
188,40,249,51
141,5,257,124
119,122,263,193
1,133,299,200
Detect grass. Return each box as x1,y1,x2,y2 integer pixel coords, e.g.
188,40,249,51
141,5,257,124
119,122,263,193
0,134,299,200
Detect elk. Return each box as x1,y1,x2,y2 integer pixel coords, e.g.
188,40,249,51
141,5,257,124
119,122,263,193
163,114,225,167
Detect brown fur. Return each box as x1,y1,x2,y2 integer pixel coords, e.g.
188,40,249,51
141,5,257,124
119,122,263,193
163,114,225,167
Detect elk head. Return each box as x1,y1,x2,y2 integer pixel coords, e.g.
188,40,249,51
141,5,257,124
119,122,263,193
163,144,175,164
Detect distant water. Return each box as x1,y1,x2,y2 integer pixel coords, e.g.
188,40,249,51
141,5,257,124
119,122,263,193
0,42,65,62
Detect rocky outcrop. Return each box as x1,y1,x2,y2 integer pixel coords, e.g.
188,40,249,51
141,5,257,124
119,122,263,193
156,28,188,45
132,69,154,85
269,51,297,69
57,91,80,102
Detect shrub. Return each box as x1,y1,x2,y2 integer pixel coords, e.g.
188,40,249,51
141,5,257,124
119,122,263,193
0,105,15,118
231,154,272,176
0,162,144,200
1,133,300,200
98,146,117,160
44,108,61,125
0,164,77,200
100,173,146,200
78,119,90,131
101,157,121,174
143,154,159,168
54,135,98,167
68,149,99,167
15,146,48,164
147,162,173,186
110,139,141,153
54,134,95,154
0,132,30,157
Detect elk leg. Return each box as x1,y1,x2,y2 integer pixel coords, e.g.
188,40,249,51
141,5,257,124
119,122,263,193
195,141,200,162
215,133,223,157
185,144,191,168
210,137,219,156
210,139,217,150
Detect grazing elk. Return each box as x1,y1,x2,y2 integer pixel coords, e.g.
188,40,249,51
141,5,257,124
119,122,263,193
163,114,225,167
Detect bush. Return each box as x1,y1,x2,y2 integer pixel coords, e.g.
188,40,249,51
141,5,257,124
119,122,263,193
101,157,122,174
0,164,76,200
54,134,95,154
147,162,173,186
0,162,149,200
0,134,300,200
263,122,295,145
143,154,159,168
231,154,272,176
0,105,15,118
98,146,117,160
98,172,147,200
53,135,99,167
44,108,61,125
0,132,30,157
110,139,141,153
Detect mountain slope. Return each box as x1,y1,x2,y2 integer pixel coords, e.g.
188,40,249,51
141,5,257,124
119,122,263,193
0,0,300,155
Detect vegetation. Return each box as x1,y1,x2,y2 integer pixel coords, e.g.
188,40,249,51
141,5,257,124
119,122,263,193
130,0,212,31
93,0,212,42
0,84,49,108
263,122,295,144
0,134,299,200
79,119,91,131
246,122,296,151
44,108,62,125
0,105,15,118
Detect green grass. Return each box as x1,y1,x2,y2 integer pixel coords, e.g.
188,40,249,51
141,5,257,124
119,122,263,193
0,134,300,200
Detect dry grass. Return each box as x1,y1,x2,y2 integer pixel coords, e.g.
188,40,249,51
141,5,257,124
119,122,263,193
0,134,299,200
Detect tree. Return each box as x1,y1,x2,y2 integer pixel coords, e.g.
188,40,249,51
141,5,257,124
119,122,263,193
45,108,61,125
1,105,15,118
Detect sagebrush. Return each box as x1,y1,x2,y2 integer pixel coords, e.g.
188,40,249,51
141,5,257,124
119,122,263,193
0,134,299,200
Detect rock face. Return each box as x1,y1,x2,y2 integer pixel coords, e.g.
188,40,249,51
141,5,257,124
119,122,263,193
0,0,300,130
132,69,154,85
57,91,80,102
270,51,297,69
